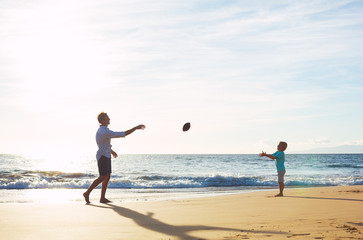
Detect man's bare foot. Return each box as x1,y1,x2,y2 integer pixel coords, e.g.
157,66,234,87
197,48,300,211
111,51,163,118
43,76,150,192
83,192,90,204
275,193,283,197
100,198,112,204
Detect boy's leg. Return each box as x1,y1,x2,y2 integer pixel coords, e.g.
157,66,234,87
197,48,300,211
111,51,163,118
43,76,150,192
278,182,284,196
275,169,285,197
100,173,111,203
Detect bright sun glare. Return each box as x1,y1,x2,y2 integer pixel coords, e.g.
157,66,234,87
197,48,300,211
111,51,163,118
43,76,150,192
11,3,102,112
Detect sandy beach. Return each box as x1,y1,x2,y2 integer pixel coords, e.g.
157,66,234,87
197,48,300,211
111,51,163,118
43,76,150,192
1,186,362,240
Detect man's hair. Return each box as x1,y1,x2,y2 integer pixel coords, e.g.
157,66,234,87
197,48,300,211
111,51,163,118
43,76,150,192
279,141,288,151
97,112,108,123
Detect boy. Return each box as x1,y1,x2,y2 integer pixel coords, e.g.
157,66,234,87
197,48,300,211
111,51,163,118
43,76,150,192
83,112,145,204
259,141,288,197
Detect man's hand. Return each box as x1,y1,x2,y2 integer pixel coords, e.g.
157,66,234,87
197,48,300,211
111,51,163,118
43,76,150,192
111,149,118,158
259,151,266,157
137,124,145,130
125,124,146,136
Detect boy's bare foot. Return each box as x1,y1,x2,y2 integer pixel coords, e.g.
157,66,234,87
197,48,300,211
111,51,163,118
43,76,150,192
275,193,283,197
83,192,90,204
100,198,112,204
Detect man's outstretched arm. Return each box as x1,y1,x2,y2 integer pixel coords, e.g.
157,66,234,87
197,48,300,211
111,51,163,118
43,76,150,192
125,125,145,136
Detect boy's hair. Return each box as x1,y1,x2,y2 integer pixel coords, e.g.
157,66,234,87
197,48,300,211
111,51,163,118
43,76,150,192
279,141,288,151
97,112,108,123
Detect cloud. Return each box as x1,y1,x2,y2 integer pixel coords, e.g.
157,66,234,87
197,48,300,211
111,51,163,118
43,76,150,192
309,137,330,145
344,140,363,146
1,0,363,154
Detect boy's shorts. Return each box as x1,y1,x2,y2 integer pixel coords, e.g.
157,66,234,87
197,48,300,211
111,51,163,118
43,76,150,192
98,155,112,176
277,169,286,183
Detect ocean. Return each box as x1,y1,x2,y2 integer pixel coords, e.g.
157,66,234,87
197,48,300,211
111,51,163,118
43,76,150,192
0,154,362,203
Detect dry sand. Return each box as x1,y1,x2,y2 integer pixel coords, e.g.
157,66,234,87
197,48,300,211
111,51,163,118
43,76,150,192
1,186,362,240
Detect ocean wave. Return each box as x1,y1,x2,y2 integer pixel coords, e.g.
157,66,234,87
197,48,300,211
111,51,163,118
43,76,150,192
108,175,363,188
0,170,94,179
1,173,362,189
327,164,363,169
109,175,277,189
0,170,96,189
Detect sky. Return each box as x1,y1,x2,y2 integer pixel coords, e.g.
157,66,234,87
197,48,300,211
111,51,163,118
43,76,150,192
1,0,363,158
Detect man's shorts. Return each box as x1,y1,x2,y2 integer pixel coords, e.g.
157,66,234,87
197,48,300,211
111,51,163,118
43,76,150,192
277,169,286,183
98,155,111,176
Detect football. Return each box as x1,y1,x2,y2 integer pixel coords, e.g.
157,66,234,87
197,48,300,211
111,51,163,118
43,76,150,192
182,122,191,132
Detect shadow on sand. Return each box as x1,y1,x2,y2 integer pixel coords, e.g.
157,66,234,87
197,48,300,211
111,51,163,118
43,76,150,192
89,203,288,240
285,196,363,202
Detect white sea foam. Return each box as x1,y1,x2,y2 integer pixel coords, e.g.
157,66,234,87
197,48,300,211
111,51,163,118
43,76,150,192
0,154,362,190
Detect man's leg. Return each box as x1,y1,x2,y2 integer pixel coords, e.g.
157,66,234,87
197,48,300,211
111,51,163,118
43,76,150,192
100,173,111,203
83,176,106,203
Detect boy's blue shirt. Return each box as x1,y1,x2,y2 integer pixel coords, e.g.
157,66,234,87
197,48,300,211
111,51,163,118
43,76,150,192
272,151,285,172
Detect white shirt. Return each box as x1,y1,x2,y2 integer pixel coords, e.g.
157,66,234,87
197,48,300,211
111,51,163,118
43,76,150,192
96,126,125,160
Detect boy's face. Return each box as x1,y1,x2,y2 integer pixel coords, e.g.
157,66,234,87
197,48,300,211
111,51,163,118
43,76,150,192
277,143,284,151
277,142,287,151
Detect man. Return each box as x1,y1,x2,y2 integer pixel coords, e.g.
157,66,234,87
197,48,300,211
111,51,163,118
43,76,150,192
83,112,145,204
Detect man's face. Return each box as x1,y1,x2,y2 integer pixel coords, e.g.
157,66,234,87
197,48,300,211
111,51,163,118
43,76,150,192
102,114,110,126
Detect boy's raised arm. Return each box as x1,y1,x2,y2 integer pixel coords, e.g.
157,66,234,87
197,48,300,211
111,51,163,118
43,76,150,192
259,151,277,160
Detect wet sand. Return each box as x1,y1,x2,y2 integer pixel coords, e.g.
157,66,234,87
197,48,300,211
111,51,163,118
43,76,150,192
0,186,362,239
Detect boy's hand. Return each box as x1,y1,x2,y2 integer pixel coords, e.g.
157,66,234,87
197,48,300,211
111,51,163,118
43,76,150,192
259,151,266,157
